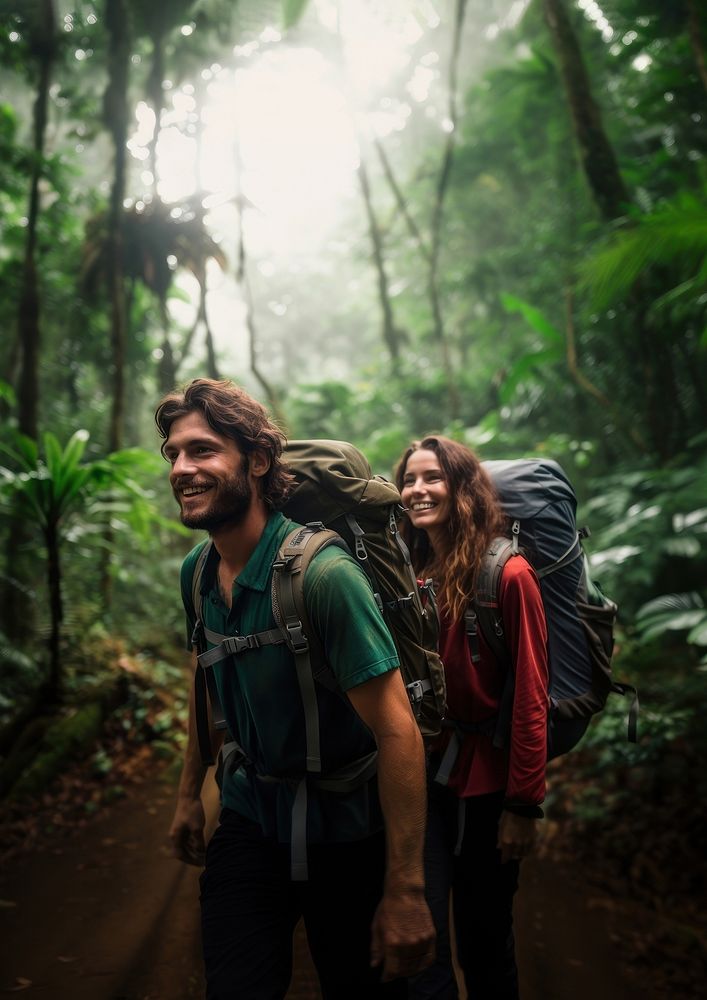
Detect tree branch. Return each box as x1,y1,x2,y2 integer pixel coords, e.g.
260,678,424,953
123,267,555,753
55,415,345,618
564,288,648,453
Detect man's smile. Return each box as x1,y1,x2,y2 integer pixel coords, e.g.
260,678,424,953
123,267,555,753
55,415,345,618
175,481,214,500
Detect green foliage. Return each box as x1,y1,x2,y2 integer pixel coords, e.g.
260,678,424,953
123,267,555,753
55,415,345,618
635,592,707,655
0,628,43,721
0,430,162,539
580,190,707,311
583,448,707,619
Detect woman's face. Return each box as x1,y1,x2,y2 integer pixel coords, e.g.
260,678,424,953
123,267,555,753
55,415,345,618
400,448,451,533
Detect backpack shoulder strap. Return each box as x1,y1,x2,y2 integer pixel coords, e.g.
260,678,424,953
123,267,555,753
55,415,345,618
469,537,518,753
191,540,212,643
467,536,516,664
187,540,229,767
272,523,348,776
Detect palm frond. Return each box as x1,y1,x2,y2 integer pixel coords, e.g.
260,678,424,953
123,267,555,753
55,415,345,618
580,194,707,309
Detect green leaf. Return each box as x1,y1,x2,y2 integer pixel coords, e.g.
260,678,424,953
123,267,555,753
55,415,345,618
42,432,63,481
499,346,563,403
0,380,15,406
501,294,563,345
0,433,38,472
580,195,707,308
636,592,704,620
60,429,90,472
687,619,707,646
660,536,701,558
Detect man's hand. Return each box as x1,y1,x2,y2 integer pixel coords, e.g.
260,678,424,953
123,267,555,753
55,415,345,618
169,795,207,866
497,810,538,865
370,888,436,982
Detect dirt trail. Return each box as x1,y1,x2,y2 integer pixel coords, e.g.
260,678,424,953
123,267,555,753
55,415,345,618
0,767,641,999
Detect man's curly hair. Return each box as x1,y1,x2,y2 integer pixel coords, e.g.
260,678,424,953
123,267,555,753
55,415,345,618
155,378,294,510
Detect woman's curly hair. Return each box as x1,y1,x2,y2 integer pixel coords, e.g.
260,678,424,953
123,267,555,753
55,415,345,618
395,436,507,623
154,378,294,510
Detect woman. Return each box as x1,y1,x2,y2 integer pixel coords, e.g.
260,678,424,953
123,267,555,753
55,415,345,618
396,436,548,1000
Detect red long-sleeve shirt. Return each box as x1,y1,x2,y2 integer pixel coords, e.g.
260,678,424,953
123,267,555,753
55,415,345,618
439,555,549,805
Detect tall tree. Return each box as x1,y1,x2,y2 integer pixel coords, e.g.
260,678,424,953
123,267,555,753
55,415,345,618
4,0,58,641
103,0,132,452
542,0,630,222
16,0,57,441
356,155,403,365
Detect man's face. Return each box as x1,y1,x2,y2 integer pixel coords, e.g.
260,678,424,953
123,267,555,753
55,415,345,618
163,411,253,531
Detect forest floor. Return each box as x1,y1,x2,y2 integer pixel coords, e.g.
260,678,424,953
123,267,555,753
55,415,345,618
0,737,687,1000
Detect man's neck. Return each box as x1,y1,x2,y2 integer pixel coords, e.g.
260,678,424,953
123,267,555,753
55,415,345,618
210,501,270,580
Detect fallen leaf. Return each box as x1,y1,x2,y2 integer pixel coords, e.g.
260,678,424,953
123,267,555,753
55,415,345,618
57,956,77,963
8,977,32,991
0,899,17,908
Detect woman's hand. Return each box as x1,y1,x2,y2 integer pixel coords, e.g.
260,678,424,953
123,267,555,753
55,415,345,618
497,811,538,864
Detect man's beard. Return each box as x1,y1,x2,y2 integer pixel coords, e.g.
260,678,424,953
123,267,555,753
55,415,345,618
178,468,253,532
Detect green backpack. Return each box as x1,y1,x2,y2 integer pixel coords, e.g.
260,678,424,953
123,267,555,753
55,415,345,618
189,439,446,878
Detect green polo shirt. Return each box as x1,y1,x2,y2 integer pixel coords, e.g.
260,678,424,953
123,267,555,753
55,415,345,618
181,511,400,844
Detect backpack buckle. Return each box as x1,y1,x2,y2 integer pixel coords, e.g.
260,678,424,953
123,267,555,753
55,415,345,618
464,608,478,636
511,519,520,554
221,634,262,656
191,620,204,648
286,621,309,653
406,680,425,713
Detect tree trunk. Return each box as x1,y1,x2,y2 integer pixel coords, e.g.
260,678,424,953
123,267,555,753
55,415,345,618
542,0,630,222
104,0,131,453
356,158,402,364
237,221,284,421
563,288,647,453
146,27,165,188
686,0,707,94
158,325,178,395
45,520,63,703
4,0,56,641
374,138,429,260
200,281,221,380
17,0,56,440
101,0,131,606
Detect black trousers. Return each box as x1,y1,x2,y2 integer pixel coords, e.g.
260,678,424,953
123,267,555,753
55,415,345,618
200,808,407,1000
409,784,520,1000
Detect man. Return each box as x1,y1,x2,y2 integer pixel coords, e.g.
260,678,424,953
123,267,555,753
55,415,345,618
156,378,434,999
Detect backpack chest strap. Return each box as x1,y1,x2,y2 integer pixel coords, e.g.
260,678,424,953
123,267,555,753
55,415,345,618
196,626,285,668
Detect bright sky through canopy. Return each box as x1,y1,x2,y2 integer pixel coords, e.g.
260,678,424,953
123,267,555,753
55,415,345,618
128,2,438,260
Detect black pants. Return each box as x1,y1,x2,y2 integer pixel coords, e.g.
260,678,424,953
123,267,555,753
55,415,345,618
409,784,520,1000
200,808,407,1000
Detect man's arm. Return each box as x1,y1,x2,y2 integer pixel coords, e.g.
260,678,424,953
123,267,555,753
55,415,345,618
346,669,436,982
169,653,223,866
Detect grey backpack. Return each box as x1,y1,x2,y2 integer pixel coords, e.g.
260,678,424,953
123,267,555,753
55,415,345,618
436,458,637,785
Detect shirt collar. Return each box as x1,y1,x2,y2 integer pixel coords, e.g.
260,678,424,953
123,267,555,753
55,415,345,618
235,511,291,593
